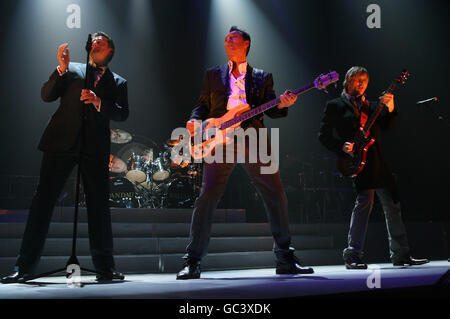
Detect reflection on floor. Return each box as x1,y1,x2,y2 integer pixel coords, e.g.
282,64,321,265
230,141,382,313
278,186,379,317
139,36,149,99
0,261,448,299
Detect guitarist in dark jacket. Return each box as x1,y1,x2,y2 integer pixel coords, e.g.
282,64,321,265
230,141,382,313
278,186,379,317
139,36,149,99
177,26,314,279
318,66,428,269
1,32,128,283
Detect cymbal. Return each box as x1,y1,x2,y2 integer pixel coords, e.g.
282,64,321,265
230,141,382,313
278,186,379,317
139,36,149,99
166,139,180,147
117,142,153,162
110,129,132,144
166,135,185,147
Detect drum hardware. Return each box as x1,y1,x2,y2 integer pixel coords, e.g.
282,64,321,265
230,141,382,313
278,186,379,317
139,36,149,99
102,132,204,209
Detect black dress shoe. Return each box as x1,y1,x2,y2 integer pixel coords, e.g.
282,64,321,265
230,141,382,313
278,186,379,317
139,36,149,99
1,272,31,284
96,270,125,281
276,255,314,274
392,256,429,266
344,255,368,269
176,259,201,280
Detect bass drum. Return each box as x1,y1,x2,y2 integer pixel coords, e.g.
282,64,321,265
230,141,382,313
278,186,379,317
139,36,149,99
109,177,138,208
165,178,195,208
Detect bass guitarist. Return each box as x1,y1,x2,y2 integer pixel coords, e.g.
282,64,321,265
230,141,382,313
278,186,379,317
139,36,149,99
176,26,314,279
318,66,428,269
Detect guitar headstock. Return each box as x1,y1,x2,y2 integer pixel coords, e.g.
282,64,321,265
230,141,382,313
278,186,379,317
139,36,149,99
314,71,339,90
385,69,410,94
396,69,410,84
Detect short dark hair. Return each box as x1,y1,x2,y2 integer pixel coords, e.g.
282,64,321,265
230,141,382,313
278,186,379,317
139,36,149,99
229,26,251,56
93,31,115,63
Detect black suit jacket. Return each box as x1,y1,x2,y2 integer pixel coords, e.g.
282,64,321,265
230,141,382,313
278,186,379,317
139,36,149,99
40,62,129,158
189,64,287,129
318,95,398,193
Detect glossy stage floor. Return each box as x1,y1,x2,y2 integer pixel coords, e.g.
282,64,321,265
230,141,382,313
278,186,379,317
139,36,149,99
0,261,448,299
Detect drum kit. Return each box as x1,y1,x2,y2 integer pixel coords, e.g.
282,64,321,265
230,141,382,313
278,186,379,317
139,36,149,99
107,129,201,208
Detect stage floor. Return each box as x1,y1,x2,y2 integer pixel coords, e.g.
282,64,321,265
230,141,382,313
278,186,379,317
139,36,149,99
0,261,448,299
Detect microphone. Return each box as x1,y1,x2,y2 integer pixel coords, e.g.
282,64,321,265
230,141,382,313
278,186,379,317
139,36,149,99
416,97,438,105
85,34,92,53
84,34,92,89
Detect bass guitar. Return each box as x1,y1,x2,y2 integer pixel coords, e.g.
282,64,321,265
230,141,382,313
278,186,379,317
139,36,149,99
190,71,339,160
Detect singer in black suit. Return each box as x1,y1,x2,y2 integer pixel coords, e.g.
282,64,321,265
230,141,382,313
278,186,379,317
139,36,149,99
318,66,428,269
176,26,314,280
1,32,128,283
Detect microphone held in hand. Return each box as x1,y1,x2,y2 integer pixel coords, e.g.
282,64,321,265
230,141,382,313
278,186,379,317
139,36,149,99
85,34,92,53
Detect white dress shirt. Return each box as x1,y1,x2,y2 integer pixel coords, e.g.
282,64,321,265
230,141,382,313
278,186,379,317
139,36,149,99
226,60,248,110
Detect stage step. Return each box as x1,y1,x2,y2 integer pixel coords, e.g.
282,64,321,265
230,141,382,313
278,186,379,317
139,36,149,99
0,235,333,257
0,208,343,275
0,223,338,274
0,222,321,238
0,208,246,223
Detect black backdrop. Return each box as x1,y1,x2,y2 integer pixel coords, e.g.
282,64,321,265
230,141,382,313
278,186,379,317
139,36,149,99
0,0,448,221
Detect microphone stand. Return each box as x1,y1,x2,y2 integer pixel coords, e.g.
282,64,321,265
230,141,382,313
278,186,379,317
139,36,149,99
418,98,450,128
25,34,101,283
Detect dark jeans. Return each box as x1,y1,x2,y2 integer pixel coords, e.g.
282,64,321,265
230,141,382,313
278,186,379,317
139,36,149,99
15,152,115,274
343,188,410,262
185,144,293,262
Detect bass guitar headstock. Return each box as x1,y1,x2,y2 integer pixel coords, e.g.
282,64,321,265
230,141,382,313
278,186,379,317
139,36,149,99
314,71,339,90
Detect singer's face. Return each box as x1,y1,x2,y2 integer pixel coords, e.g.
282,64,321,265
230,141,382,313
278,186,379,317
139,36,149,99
347,73,369,97
90,36,113,66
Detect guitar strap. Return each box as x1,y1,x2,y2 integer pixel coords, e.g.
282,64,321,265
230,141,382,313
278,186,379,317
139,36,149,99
249,68,265,121
250,68,264,106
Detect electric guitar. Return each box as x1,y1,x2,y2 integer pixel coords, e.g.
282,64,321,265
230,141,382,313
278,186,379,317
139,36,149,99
189,71,339,160
336,70,410,177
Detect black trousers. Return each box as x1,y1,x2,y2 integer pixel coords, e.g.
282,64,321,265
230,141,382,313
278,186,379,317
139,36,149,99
343,188,410,262
185,143,293,262
15,151,115,274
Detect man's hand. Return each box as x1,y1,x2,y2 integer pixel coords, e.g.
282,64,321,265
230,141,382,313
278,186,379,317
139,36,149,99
278,90,298,109
343,141,355,156
80,89,101,112
380,93,394,112
57,43,70,73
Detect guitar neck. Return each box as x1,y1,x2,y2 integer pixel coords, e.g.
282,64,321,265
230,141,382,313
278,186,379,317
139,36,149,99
362,79,400,135
220,82,315,130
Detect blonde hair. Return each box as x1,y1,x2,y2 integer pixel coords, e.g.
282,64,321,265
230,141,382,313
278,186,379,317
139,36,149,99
342,66,369,95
